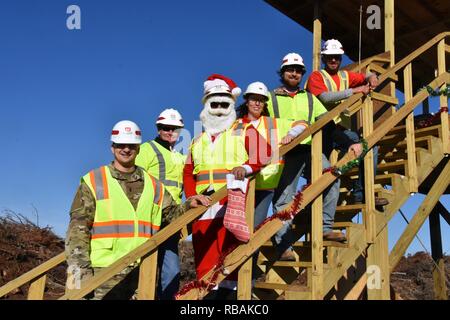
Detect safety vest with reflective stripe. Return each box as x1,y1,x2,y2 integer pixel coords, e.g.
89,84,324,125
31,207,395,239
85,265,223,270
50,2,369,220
191,126,249,194
267,90,326,145
82,166,164,268
234,117,293,190
136,140,185,204
319,69,352,129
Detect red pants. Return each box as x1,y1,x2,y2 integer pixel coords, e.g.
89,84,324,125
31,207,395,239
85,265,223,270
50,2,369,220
192,217,240,282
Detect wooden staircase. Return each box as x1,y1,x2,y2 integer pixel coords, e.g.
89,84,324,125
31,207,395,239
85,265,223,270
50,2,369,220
251,121,448,300
0,32,448,301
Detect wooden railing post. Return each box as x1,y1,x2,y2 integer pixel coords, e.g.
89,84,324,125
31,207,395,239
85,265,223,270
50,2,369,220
362,96,376,244
403,63,419,193
437,39,449,154
311,130,323,300
137,250,158,300
237,179,255,300
27,274,47,300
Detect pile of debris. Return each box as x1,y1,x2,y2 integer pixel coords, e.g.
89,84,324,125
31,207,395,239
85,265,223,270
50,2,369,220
392,251,450,300
0,211,66,299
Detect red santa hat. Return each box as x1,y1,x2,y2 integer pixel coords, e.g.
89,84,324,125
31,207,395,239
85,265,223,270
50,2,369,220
202,74,242,103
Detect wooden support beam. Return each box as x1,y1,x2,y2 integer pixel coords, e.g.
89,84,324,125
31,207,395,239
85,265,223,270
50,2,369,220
27,275,47,300
389,160,450,272
446,44,450,53
311,130,324,300
344,274,367,300
403,63,418,193
370,92,399,106
368,63,398,81
429,205,448,300
437,39,449,154
384,0,396,115
136,251,158,300
237,179,255,300
312,2,322,71
367,227,390,299
362,97,376,244
138,259,158,299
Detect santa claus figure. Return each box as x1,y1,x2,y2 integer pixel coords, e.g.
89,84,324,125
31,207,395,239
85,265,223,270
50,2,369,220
183,74,271,299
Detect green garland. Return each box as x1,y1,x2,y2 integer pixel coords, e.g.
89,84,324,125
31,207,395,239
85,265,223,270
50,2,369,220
424,84,450,97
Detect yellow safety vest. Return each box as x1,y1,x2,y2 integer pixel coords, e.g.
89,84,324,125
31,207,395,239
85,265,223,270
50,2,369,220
267,90,327,145
191,125,249,195
235,117,294,190
136,140,185,204
82,166,164,268
318,69,352,129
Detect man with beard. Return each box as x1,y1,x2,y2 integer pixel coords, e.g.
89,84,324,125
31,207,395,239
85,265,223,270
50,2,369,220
306,39,389,207
267,53,351,262
183,74,272,299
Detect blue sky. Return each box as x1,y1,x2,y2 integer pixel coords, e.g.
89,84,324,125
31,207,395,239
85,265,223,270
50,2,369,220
0,0,448,255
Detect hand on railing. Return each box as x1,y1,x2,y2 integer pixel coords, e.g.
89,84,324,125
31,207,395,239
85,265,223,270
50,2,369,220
280,134,295,145
230,166,246,180
368,74,379,89
186,195,212,208
348,143,364,158
352,83,371,95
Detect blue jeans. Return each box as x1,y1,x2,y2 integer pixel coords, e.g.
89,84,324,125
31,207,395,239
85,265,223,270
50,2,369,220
334,129,379,202
157,233,180,300
272,145,340,254
252,190,274,279
254,190,274,229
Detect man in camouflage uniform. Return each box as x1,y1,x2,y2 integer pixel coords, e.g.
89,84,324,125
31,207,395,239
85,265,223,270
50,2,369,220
65,120,210,300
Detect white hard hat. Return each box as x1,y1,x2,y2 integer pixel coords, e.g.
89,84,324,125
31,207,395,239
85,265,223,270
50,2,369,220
243,81,269,99
202,74,241,103
156,108,184,127
321,39,345,55
111,120,142,144
280,53,305,70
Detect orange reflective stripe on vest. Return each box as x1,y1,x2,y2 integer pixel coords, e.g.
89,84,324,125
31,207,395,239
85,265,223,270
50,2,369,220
89,166,109,200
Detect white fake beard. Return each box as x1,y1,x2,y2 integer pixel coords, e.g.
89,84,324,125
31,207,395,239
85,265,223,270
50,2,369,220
200,95,236,135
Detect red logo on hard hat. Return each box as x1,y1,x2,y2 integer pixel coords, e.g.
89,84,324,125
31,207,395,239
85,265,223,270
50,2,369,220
136,131,141,136
112,130,119,135
125,127,131,132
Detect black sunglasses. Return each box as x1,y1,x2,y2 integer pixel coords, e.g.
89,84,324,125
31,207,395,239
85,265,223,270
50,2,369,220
112,143,139,150
159,125,179,132
210,102,230,109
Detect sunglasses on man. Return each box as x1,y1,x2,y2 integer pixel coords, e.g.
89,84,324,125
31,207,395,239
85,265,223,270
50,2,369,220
210,102,230,109
158,125,180,132
112,143,139,150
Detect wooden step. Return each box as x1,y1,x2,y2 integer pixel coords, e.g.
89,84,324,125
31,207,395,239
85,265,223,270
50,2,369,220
336,204,364,214
261,239,349,248
253,281,310,292
386,123,443,138
257,260,332,268
395,136,432,150
345,160,407,175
